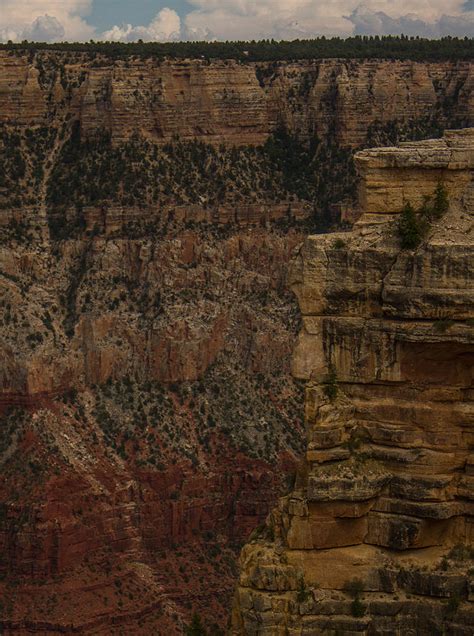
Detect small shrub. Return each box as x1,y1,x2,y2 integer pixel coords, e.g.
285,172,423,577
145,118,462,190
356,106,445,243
397,184,448,249
185,613,207,635
333,238,346,249
447,544,474,561
351,597,366,617
296,577,311,603
433,318,455,333
344,578,364,598
344,578,366,617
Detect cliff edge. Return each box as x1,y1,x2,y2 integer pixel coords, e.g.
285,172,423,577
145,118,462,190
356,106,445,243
231,129,474,635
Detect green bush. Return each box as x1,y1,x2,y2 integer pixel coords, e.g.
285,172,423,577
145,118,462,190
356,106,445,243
185,613,207,635
447,544,474,561
333,238,346,249
344,578,364,598
351,597,366,617
344,578,366,617
296,577,311,603
397,202,426,249
433,318,454,333
397,184,449,249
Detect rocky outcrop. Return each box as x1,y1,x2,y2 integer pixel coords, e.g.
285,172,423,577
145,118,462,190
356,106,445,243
232,129,474,634
357,127,474,214
0,52,473,146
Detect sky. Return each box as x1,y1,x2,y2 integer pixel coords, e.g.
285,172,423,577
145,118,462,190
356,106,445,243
0,0,473,43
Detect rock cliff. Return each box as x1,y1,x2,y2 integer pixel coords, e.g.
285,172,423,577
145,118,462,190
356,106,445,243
1,49,474,633
1,52,473,147
0,220,304,634
232,129,474,635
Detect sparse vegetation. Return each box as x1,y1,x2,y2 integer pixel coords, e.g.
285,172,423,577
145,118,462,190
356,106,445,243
333,238,346,249
366,116,449,148
447,544,474,562
433,318,455,333
92,365,304,468
343,578,366,618
397,183,449,249
296,577,311,603
398,202,428,249
0,124,57,209
45,124,356,237
185,613,207,636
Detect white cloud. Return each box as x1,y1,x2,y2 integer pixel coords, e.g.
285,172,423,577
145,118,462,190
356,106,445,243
101,8,181,42
183,0,473,40
0,0,95,42
23,15,65,41
185,1,354,40
438,12,474,36
0,0,472,43
349,3,474,37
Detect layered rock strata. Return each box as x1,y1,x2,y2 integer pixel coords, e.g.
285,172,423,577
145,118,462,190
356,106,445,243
0,221,304,633
232,129,474,635
0,52,473,146
1,48,474,632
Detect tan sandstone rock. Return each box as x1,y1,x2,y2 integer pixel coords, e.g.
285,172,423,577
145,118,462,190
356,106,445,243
232,129,474,635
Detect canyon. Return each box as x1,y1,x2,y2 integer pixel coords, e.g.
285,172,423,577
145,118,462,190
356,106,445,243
231,129,474,634
1,52,474,147
0,49,473,633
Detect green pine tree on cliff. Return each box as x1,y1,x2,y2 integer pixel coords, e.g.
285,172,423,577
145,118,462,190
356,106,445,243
185,613,207,636
398,202,424,249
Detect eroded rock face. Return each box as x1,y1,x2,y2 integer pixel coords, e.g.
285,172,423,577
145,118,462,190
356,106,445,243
1,49,473,632
357,128,474,215
0,221,304,633
232,129,474,635
1,52,473,146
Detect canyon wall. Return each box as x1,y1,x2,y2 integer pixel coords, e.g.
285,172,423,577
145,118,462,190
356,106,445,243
0,221,303,634
0,52,473,147
232,129,474,635
0,50,473,633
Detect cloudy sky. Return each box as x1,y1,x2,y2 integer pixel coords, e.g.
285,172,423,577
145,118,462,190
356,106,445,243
0,0,473,43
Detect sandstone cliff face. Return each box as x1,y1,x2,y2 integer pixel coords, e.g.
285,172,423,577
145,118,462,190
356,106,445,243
232,130,474,635
357,127,474,215
0,51,473,146
1,50,473,633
